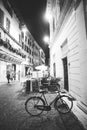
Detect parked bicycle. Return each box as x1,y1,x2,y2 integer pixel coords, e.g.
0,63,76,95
25,88,73,116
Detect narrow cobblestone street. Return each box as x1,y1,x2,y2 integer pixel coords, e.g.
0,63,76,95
0,82,86,130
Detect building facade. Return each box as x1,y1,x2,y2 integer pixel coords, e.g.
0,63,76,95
0,0,45,82
46,0,87,114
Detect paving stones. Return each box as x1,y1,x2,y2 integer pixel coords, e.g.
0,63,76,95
0,82,86,130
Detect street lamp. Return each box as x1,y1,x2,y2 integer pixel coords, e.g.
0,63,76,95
43,35,50,77
21,25,28,33
44,10,52,23
43,35,50,44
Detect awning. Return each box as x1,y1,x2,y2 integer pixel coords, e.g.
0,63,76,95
0,49,22,64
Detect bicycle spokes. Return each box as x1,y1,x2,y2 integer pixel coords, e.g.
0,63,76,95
25,97,45,116
55,95,73,114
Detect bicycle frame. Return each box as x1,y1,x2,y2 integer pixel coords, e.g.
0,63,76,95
39,91,60,107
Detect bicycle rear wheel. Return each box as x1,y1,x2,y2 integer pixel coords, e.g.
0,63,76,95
55,95,73,114
25,96,45,116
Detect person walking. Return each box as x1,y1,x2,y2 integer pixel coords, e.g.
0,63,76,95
6,72,10,83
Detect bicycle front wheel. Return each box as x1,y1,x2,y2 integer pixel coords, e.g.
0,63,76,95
55,95,73,114
25,96,45,116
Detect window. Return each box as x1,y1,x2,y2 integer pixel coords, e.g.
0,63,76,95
30,41,31,46
6,18,10,32
30,58,31,63
0,32,1,39
30,49,31,54
27,46,28,52
53,18,55,32
22,42,24,49
28,39,30,45
25,45,27,51
0,8,4,26
28,47,29,53
25,36,27,42
6,38,10,44
21,32,24,39
19,34,21,44
32,43,34,48
6,38,9,43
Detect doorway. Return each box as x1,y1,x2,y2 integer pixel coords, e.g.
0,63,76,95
12,64,16,80
62,57,69,91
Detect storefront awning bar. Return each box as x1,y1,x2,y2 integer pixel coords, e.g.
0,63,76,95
0,50,22,64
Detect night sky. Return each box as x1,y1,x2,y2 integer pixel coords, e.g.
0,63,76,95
9,0,49,64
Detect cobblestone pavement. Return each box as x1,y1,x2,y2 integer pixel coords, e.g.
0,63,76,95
0,82,86,130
